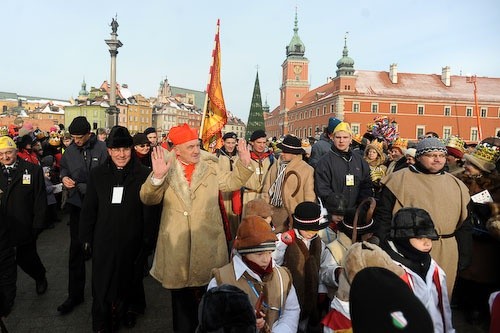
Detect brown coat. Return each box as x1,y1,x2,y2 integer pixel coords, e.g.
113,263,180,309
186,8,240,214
140,150,253,289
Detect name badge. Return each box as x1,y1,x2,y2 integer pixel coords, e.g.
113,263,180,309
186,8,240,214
112,186,124,204
346,174,354,186
255,167,262,175
22,174,31,185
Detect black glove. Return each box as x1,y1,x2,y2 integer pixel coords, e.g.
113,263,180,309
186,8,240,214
83,242,92,261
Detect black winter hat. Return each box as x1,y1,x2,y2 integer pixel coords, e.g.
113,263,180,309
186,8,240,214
197,284,256,333
144,127,156,136
222,132,237,141
106,126,133,148
249,129,266,142
350,267,434,333
276,135,305,155
133,133,149,146
325,193,348,215
292,201,329,231
16,134,34,150
341,197,376,236
68,116,91,135
390,207,439,240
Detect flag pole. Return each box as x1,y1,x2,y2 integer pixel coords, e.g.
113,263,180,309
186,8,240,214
199,19,219,140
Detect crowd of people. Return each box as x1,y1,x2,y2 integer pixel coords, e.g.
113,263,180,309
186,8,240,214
0,115,499,333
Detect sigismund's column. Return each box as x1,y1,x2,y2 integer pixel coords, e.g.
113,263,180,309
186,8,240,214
105,17,123,127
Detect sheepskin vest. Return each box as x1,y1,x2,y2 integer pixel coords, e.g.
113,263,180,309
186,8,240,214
213,262,292,328
283,236,322,319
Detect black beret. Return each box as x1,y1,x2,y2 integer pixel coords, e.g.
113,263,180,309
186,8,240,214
250,129,266,142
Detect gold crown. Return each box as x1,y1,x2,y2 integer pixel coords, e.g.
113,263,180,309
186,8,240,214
391,137,408,150
0,126,8,137
352,133,363,144
473,143,500,163
301,139,311,147
444,135,465,152
369,140,384,152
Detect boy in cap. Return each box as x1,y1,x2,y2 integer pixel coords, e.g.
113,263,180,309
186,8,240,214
242,130,274,215
384,207,455,333
208,216,300,332
273,201,339,333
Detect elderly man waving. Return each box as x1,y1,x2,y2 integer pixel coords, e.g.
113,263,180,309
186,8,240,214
140,123,253,333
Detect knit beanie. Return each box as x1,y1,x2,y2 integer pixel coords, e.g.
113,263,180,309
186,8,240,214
415,137,447,158
68,116,91,135
233,216,277,254
327,117,342,134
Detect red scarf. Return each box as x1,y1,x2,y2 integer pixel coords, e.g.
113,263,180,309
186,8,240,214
242,256,273,279
250,150,271,162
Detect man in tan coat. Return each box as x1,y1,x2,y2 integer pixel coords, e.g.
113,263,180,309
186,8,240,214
262,135,316,232
374,137,470,297
140,123,253,332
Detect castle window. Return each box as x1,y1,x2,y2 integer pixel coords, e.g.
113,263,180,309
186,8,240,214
444,106,451,116
417,105,425,115
480,107,487,117
470,128,478,142
371,103,378,113
466,107,473,117
353,103,360,113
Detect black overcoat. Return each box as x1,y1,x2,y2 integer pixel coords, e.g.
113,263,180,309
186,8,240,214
79,157,152,308
0,159,47,246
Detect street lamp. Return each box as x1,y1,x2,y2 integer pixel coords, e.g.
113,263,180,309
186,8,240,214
466,75,483,141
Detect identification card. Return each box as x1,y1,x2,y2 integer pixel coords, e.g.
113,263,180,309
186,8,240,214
346,174,354,186
22,174,31,185
471,190,493,203
112,186,124,204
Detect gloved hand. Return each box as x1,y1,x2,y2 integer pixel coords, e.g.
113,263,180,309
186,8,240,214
83,242,92,261
281,230,296,245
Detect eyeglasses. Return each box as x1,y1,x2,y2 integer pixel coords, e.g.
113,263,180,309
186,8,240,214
137,144,150,148
422,153,447,159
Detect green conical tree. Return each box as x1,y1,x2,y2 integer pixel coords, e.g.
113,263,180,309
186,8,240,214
245,71,265,140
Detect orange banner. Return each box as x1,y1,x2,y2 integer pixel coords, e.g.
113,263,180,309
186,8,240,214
200,19,227,152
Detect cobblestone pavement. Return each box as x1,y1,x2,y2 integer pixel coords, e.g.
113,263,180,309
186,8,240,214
2,212,490,332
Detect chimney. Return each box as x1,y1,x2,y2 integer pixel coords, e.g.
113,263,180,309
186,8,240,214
441,66,451,87
389,64,398,84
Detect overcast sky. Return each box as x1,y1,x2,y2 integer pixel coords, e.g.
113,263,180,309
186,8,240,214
2,0,499,122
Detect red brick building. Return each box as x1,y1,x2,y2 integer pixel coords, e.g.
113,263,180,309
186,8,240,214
266,16,500,143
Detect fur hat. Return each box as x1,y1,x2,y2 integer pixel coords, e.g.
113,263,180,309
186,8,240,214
404,148,416,158
0,136,16,150
233,216,277,254
168,123,198,145
250,129,266,142
324,193,348,216
390,207,439,240
244,198,273,219
292,201,329,231
106,126,133,148
276,135,305,155
336,241,405,302
197,284,256,333
68,116,91,135
17,134,34,150
415,137,447,158
350,267,434,333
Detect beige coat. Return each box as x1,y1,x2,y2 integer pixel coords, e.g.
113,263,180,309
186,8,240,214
140,150,253,289
262,154,316,214
242,154,273,215
218,153,241,239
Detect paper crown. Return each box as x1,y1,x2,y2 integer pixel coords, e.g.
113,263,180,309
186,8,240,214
333,122,352,135
444,135,466,152
301,138,311,147
444,135,466,158
0,126,8,137
352,133,363,144
368,140,384,153
391,137,408,150
464,142,500,172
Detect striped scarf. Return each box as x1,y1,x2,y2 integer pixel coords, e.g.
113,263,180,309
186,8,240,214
269,162,288,207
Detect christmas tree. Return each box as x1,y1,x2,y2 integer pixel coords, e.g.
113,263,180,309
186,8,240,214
245,71,265,139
